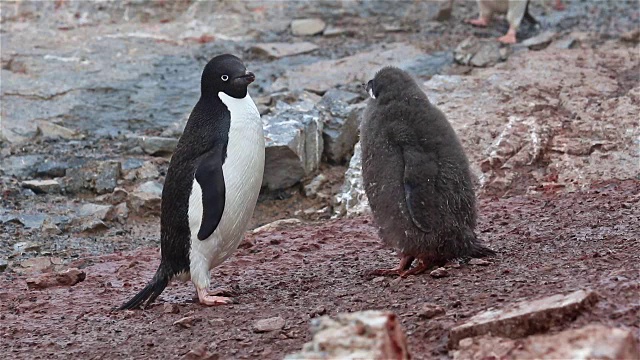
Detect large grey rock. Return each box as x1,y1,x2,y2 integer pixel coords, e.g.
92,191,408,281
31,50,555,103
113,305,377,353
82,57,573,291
1,213,47,229
129,180,163,216
454,36,510,67
262,102,324,190
285,311,410,360
64,160,121,194
250,42,319,59
271,43,426,93
317,89,364,164
333,142,370,218
1,155,45,179
36,157,86,178
138,136,179,156
291,18,326,36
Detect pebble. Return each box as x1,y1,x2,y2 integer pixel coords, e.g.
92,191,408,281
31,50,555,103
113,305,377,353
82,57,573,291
418,303,446,319
253,316,286,333
469,258,491,266
303,174,327,197
139,136,178,156
26,268,86,289
174,316,197,329
0,259,8,272
291,18,326,36
430,267,449,278
163,303,180,314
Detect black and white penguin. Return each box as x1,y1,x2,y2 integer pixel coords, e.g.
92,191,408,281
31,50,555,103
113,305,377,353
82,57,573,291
119,54,264,309
361,66,495,277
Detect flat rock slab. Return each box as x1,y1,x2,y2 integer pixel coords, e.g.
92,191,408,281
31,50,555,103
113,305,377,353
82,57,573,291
271,43,426,93
21,179,62,194
451,324,639,359
454,36,511,67
449,289,599,348
285,310,409,360
250,42,319,59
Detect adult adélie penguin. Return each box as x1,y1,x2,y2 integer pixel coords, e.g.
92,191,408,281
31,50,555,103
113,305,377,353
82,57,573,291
119,54,265,309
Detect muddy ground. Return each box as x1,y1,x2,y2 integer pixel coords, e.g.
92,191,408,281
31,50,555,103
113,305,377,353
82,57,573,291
1,0,639,359
1,180,638,359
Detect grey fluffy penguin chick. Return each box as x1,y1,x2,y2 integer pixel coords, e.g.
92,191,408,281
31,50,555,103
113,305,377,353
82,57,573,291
119,54,264,309
361,66,495,277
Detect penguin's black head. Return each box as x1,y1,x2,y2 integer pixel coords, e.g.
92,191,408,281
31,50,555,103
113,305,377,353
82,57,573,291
366,66,418,102
201,54,255,99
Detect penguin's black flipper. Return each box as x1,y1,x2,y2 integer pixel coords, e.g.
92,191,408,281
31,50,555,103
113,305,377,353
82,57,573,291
401,147,441,235
195,145,226,241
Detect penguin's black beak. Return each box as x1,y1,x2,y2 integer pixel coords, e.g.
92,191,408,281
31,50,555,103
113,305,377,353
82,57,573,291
236,71,255,85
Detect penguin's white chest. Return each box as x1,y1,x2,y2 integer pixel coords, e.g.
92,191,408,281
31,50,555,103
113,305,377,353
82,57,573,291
187,92,265,282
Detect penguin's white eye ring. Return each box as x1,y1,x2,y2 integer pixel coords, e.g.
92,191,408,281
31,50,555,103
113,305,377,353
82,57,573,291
221,75,229,81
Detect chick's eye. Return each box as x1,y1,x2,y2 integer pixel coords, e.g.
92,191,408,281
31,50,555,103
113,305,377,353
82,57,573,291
221,75,229,81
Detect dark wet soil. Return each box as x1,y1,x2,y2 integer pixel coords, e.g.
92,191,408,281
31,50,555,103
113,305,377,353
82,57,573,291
1,180,638,359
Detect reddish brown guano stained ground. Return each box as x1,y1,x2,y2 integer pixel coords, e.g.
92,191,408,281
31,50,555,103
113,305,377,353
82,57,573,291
1,180,639,359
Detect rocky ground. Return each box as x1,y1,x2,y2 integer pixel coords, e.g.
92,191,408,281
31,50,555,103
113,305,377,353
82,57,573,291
1,1,639,359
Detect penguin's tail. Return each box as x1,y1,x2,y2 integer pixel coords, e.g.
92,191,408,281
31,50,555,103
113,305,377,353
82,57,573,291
462,230,497,258
118,265,171,310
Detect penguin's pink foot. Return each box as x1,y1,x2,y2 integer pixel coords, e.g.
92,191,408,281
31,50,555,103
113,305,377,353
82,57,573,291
399,258,431,278
370,254,414,276
196,288,233,306
466,17,489,27
498,29,517,44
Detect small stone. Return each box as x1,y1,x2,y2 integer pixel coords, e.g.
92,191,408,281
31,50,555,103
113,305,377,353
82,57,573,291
454,36,510,67
621,29,640,43
418,303,446,319
382,24,405,32
520,31,556,51
163,303,180,314
139,136,179,156
251,42,319,59
42,220,62,235
0,259,8,272
13,241,41,254
80,219,108,233
323,26,347,37
468,258,490,266
449,289,599,348
174,316,198,329
291,18,326,36
310,306,327,318
208,318,224,327
253,316,286,333
129,161,160,181
303,174,327,197
77,203,113,221
108,202,129,222
430,267,448,278
110,187,129,204
36,120,84,140
26,268,86,289
251,218,303,234
181,343,218,360
20,179,62,194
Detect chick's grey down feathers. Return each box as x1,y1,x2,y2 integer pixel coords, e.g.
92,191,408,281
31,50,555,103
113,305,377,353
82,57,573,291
362,66,495,263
